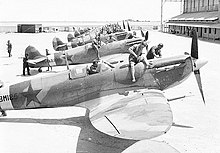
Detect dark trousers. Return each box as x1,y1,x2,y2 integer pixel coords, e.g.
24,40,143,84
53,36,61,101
8,50,12,57
23,64,30,75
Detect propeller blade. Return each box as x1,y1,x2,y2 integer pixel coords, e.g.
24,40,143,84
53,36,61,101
145,31,149,41
141,30,145,37
194,70,205,104
122,20,126,29
191,29,198,59
127,21,131,31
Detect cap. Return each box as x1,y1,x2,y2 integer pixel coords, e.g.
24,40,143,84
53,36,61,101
158,43,163,47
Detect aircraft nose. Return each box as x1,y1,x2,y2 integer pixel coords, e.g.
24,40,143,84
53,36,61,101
193,59,208,71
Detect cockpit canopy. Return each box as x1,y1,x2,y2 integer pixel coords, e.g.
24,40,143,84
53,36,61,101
69,61,111,79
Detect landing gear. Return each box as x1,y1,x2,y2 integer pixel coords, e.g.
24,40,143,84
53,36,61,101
38,67,42,72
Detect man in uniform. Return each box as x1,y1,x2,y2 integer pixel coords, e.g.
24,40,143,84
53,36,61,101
147,43,163,60
126,31,137,39
128,40,150,82
23,54,31,76
88,60,100,75
46,49,52,71
6,40,12,57
107,35,117,43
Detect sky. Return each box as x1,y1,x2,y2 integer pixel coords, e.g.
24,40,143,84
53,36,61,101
0,0,182,22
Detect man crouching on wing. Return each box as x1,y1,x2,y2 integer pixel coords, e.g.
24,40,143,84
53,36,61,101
128,40,151,82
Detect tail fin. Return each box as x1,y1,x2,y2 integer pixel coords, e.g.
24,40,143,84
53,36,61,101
52,37,66,51
25,45,44,60
67,33,75,42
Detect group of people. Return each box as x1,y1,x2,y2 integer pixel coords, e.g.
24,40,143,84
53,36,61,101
87,39,163,83
7,30,163,80
5,40,31,76
128,41,163,82
100,23,123,35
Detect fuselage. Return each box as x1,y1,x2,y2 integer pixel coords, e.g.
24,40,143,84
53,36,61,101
30,37,143,68
0,55,193,111
65,31,129,49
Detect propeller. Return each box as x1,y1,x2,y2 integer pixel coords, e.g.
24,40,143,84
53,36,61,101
190,29,207,104
122,20,126,29
127,21,131,31
145,31,149,41
141,30,145,37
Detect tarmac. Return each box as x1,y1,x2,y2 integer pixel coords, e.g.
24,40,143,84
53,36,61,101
0,30,220,153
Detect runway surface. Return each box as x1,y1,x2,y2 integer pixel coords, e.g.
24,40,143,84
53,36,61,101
0,31,220,152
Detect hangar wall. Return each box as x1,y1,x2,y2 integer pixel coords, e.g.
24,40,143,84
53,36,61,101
165,0,220,41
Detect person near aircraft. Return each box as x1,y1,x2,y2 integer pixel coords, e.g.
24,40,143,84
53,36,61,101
45,49,52,71
92,39,102,60
126,31,137,39
146,43,163,60
6,40,12,57
23,54,31,76
107,35,117,43
95,33,102,46
87,60,100,75
46,49,50,56
128,40,150,82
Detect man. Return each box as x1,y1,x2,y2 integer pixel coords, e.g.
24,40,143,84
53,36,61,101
6,40,12,57
147,43,163,60
46,49,52,71
92,40,101,60
88,60,99,75
126,31,137,39
107,35,117,43
128,40,150,82
23,54,31,76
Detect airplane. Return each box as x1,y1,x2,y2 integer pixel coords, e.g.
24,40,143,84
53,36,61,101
0,28,206,133
26,31,149,72
0,29,207,152
52,21,136,51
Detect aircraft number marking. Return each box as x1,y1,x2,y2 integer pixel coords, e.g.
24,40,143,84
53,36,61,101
0,94,18,102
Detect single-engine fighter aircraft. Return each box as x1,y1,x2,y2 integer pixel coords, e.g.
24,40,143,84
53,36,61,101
0,29,206,151
53,21,137,51
26,31,149,72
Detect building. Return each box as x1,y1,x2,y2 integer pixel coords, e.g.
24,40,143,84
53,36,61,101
166,0,220,41
17,24,42,33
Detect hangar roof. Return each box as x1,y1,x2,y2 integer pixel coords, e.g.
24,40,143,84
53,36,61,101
166,22,220,28
169,11,219,21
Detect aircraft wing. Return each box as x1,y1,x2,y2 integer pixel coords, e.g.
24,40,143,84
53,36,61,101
27,56,47,65
78,89,173,140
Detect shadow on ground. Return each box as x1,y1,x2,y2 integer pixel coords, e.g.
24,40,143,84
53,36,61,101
0,109,180,153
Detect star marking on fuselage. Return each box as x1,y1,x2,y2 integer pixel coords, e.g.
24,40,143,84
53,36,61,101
21,83,42,107
67,54,73,61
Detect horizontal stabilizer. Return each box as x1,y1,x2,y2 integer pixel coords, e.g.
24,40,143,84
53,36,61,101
27,56,47,65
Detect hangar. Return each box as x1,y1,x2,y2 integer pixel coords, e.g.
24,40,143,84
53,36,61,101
165,0,220,41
